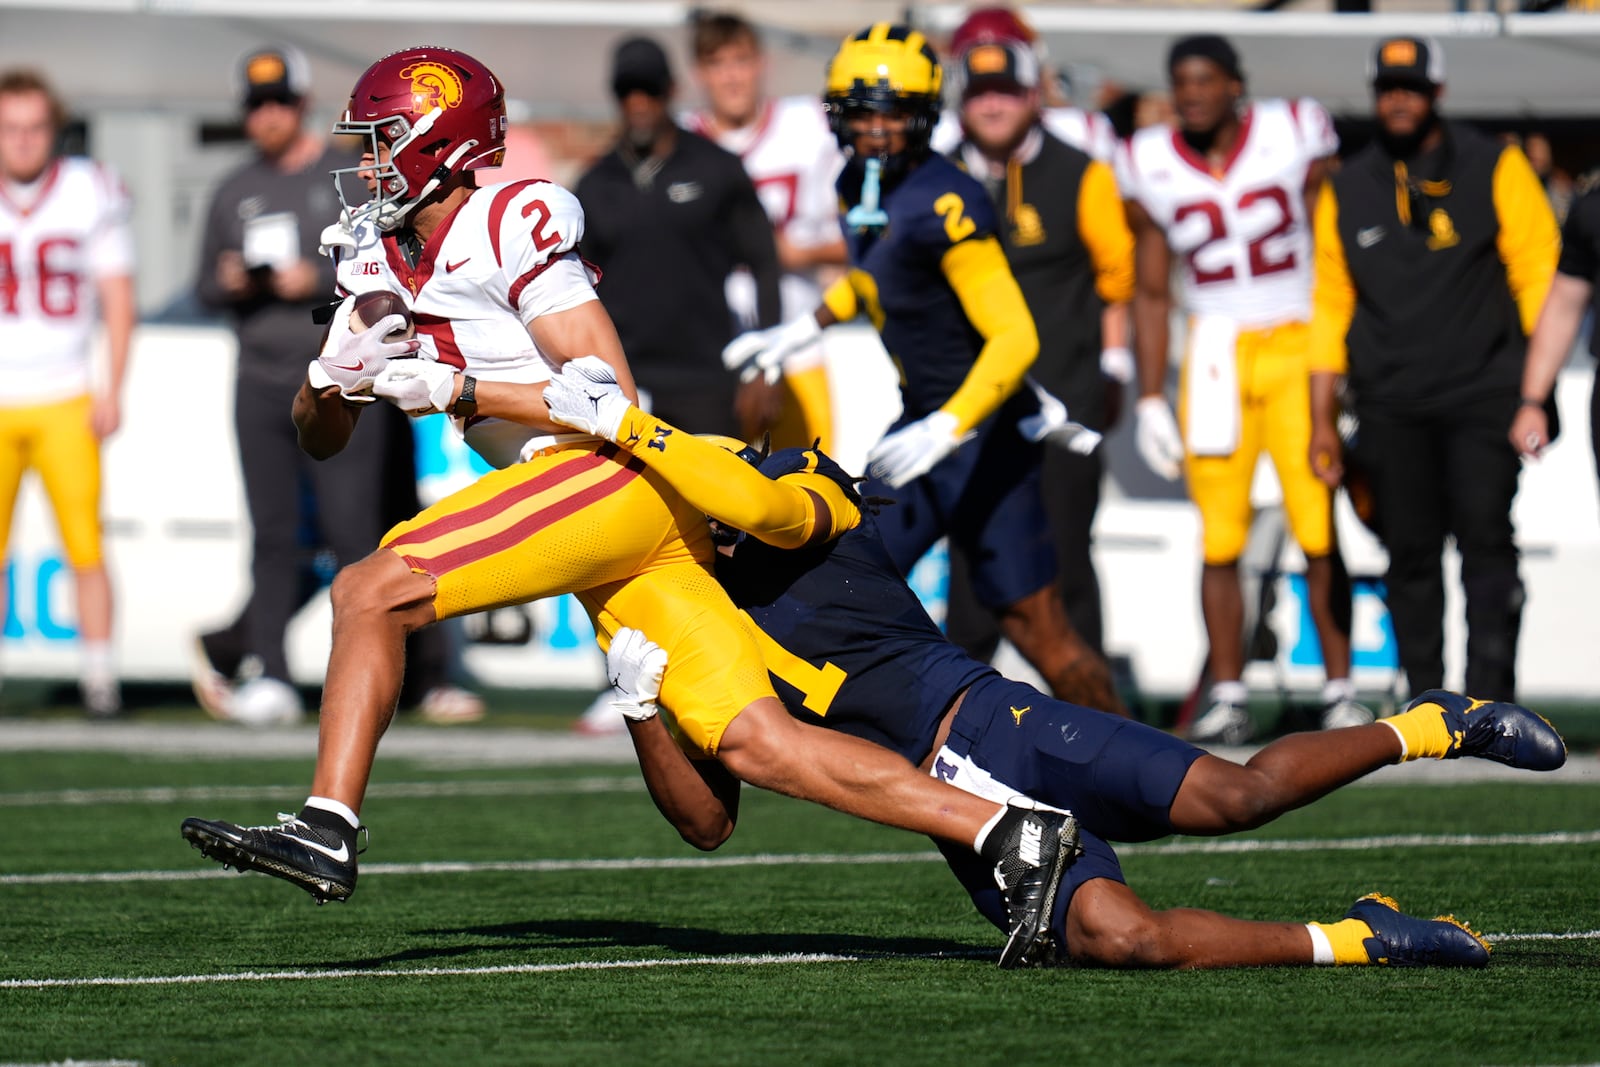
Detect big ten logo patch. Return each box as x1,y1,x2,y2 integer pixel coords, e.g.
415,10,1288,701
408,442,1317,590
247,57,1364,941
4,555,78,641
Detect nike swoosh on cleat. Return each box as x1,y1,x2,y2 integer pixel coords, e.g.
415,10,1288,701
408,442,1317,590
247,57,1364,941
294,836,350,863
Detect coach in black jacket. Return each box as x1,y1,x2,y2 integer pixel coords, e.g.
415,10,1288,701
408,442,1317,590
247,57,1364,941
576,36,781,438
1307,36,1558,701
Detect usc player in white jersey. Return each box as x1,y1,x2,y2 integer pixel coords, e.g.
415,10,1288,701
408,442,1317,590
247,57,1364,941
1118,35,1366,744
180,47,1078,951
0,69,134,717
683,12,847,451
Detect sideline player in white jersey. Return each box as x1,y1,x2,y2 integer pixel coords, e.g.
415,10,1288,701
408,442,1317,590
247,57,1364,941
180,46,1082,948
1117,35,1366,744
683,11,847,451
928,5,1118,163
0,69,134,717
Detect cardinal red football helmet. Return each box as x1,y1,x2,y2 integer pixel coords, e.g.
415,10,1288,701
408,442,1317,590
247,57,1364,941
331,46,507,231
949,6,1038,56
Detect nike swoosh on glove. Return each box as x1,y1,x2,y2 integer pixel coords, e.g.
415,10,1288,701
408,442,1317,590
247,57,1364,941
607,626,668,722
542,356,631,441
721,314,822,385
866,410,967,489
307,294,420,402
372,359,457,416
1018,380,1103,455
1134,396,1185,481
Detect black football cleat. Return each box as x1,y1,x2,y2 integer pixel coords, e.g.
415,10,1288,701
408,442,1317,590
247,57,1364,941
1409,689,1568,771
1345,893,1490,967
181,813,361,903
990,799,1081,969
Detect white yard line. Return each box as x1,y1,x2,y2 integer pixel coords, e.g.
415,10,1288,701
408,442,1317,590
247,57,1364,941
3,931,1596,991
5,829,1598,888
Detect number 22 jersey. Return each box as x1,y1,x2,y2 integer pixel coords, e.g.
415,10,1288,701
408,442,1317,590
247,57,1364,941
1115,98,1337,327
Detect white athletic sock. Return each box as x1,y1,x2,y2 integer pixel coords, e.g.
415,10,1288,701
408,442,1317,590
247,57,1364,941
82,641,115,684
1209,680,1248,707
1306,923,1336,965
304,795,360,830
1321,677,1356,704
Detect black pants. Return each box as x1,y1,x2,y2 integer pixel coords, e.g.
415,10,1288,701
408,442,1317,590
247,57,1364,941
946,445,1105,658
213,376,451,698
1354,394,1523,700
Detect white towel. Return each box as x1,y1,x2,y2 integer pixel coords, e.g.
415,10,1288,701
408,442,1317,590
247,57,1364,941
1184,314,1241,456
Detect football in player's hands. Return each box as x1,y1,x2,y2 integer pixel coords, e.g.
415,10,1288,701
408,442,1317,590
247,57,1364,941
350,290,415,344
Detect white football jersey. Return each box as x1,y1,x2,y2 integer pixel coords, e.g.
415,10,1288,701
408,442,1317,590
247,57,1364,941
932,106,1118,162
0,157,134,404
331,178,598,468
684,96,844,323
1116,98,1337,326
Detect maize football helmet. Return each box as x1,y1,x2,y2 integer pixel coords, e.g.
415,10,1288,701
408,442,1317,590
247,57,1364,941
823,23,943,164
331,46,507,232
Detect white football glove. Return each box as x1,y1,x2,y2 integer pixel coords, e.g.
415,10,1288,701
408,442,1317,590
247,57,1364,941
867,410,968,489
1134,396,1185,481
607,626,668,723
372,359,458,416
1100,346,1136,385
542,355,631,442
1018,380,1103,456
721,313,822,385
307,294,419,403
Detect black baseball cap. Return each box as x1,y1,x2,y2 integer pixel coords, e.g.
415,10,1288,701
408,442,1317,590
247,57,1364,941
1370,36,1445,90
960,40,1040,98
238,45,310,108
611,37,673,99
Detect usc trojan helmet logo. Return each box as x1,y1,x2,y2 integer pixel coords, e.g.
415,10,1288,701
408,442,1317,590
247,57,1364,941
398,61,464,113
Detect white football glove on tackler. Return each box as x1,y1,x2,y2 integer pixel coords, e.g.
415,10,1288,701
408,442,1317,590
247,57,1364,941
1017,379,1103,456
607,626,668,722
867,410,971,489
721,314,822,385
1134,395,1185,481
1099,346,1136,386
541,356,631,441
306,294,420,402
372,359,458,416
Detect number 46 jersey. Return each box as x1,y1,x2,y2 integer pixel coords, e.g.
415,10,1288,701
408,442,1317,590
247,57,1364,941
1115,98,1338,327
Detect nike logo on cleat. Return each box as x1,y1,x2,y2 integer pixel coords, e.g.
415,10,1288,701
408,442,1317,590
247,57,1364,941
296,836,351,863
1019,821,1044,867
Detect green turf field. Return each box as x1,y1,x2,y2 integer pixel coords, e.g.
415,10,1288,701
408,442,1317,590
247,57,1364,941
1,732,1596,1067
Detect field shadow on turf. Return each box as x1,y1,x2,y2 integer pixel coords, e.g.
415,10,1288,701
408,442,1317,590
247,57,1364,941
309,918,991,969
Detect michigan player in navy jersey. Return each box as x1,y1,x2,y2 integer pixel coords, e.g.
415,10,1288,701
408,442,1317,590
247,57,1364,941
543,355,1567,968
722,23,1121,715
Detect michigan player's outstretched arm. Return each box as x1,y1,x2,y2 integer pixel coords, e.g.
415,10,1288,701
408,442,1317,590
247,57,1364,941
544,359,858,549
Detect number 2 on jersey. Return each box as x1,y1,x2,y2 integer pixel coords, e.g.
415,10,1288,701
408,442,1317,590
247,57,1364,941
522,199,562,254
750,626,846,717
934,193,976,243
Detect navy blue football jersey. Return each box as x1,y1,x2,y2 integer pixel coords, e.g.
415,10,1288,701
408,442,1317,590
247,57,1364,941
838,155,1002,420
714,447,994,763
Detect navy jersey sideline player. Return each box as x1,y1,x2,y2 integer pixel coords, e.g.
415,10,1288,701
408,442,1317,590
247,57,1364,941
722,23,1121,715
543,352,1568,969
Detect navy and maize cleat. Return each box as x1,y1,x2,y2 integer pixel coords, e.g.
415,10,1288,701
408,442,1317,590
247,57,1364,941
181,813,363,904
1345,893,1491,967
1408,689,1568,771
